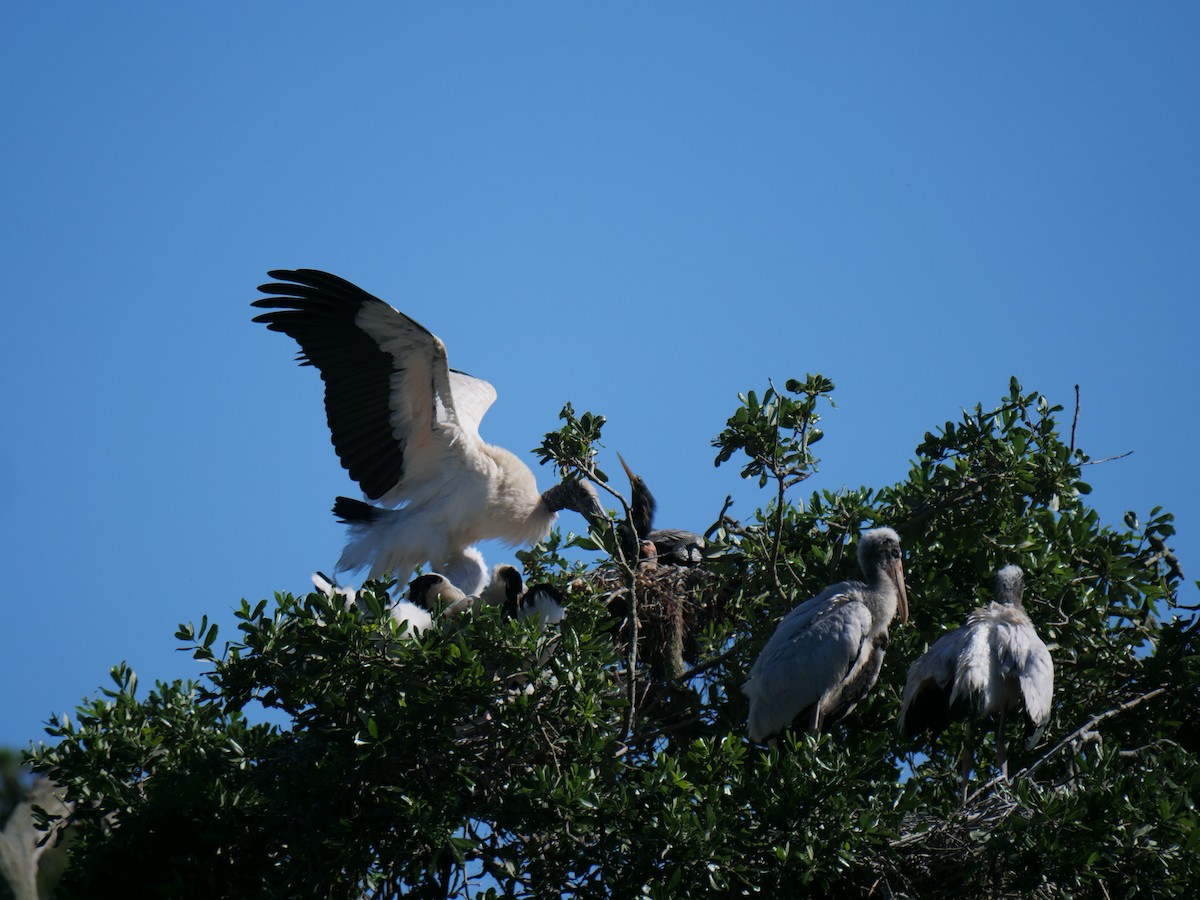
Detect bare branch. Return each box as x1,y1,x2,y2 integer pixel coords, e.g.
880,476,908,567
1081,451,1134,466
1019,687,1167,780
1069,383,1080,454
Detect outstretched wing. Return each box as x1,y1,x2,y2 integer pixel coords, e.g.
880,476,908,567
252,269,495,503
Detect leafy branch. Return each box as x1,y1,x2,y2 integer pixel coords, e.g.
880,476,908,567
712,374,836,589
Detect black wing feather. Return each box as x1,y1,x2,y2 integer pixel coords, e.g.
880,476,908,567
253,268,406,500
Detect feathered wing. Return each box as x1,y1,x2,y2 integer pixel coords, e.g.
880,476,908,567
646,528,705,566
743,586,873,741
996,618,1055,731
899,627,966,738
252,268,495,504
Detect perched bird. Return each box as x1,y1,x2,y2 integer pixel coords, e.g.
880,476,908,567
387,593,436,636
742,527,909,742
312,570,357,606
899,564,1053,799
617,453,705,567
311,570,433,636
405,573,476,617
480,564,524,609
513,583,569,625
252,269,605,593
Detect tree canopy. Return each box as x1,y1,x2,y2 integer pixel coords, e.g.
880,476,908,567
23,377,1200,898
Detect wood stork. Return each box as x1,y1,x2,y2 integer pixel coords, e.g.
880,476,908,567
405,573,476,617
387,594,436,636
742,527,909,742
312,570,434,636
475,567,566,624
617,453,705,567
252,269,605,594
513,583,569,625
312,570,356,606
899,564,1053,799
480,564,524,608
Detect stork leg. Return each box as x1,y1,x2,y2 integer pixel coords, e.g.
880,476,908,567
441,547,488,597
996,707,1009,780
959,720,974,805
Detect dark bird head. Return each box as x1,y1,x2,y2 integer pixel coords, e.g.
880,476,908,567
858,527,908,624
407,573,468,613
542,479,606,528
519,583,568,625
482,564,524,616
994,564,1025,607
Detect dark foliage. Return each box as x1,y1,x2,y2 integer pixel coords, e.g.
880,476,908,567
26,378,1199,898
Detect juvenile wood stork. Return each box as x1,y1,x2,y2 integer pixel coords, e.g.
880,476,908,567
312,570,356,606
312,570,434,636
742,527,909,742
387,593,436,636
252,269,605,594
899,564,1053,799
399,564,524,631
476,567,567,624
480,564,524,608
405,573,476,617
617,453,705,567
513,583,569,625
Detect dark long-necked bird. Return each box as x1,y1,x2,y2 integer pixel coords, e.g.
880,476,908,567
742,527,909,742
253,269,604,594
616,453,705,567
899,564,1053,799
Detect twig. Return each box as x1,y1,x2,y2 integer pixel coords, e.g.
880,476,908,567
1021,687,1166,779
958,687,1167,806
704,494,736,542
1069,384,1080,454
1081,451,1133,466
677,640,743,682
623,574,641,739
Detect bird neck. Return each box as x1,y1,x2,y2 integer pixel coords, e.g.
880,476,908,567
864,573,900,626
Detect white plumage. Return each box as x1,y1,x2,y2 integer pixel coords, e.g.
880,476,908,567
899,564,1054,797
405,573,476,617
479,564,524,609
311,570,435,637
515,583,568,625
387,598,435,636
311,570,356,606
253,269,604,594
742,527,909,742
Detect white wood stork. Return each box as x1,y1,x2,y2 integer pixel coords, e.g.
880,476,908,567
742,527,909,742
617,453,705,567
475,566,566,624
898,564,1054,800
252,269,605,594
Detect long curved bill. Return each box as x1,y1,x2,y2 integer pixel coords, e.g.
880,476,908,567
617,451,636,483
891,559,909,624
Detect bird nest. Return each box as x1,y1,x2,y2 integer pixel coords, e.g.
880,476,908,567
577,562,729,680
886,787,1058,897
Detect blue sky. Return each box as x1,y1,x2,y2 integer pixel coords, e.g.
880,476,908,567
3,4,1197,749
